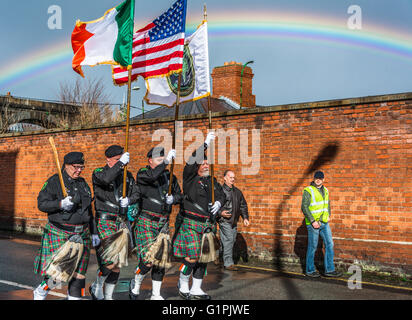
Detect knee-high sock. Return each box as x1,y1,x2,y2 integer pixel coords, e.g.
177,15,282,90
91,266,111,300
104,271,119,300
96,266,111,286
190,263,207,295
178,260,196,293
193,262,207,280
190,277,207,295
132,262,151,294
151,266,165,281
68,278,85,299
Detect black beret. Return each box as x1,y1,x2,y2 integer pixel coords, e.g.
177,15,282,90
314,170,325,179
64,152,84,165
105,145,124,158
147,147,164,158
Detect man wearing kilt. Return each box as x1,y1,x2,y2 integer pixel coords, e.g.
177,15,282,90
89,145,140,300
33,152,100,300
129,146,182,300
174,132,226,300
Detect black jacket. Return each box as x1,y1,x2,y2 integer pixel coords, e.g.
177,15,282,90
136,162,183,215
37,170,96,234
219,184,249,228
183,143,225,218
92,161,140,215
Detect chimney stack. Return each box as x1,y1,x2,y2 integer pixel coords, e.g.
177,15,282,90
211,61,255,108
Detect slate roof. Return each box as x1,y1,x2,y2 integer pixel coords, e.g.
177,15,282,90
132,96,239,120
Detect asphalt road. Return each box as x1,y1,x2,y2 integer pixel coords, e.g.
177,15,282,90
0,235,411,300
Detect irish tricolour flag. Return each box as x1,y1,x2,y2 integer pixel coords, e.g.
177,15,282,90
71,0,134,77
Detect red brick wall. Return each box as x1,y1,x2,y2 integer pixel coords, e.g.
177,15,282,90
0,93,411,273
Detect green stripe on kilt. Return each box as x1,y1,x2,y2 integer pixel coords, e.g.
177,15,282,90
33,223,91,276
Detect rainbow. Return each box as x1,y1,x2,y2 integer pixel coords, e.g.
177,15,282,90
1,10,412,91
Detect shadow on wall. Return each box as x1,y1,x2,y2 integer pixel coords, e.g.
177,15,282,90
233,233,249,264
271,142,340,298
0,151,19,233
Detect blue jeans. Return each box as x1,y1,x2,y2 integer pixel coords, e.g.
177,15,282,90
305,222,335,274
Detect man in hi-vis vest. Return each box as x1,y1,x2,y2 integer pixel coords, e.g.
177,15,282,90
301,171,341,278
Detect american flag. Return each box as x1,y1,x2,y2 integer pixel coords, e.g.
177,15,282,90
112,0,187,85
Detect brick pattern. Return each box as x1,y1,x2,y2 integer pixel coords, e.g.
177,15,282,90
0,98,411,273
211,63,256,108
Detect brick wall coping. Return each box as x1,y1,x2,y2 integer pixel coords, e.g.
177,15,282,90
1,91,411,138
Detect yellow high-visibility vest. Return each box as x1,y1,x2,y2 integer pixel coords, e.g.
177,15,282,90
304,185,329,225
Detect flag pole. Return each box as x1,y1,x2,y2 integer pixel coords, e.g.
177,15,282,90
122,0,135,198
168,72,182,196
122,66,133,198
48,136,68,198
208,109,215,204
203,4,214,203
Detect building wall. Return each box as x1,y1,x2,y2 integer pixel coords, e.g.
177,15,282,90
0,93,411,274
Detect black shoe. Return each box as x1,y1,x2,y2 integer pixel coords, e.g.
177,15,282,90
177,283,191,300
305,271,321,278
129,279,139,300
178,290,191,300
323,270,342,278
190,293,211,300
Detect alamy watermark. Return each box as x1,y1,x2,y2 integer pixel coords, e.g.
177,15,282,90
151,122,261,175
48,5,62,30
347,5,362,30
347,264,362,290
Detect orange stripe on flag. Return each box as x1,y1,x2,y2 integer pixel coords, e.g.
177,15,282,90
71,23,94,77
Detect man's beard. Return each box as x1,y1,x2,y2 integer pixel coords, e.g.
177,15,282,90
201,170,210,177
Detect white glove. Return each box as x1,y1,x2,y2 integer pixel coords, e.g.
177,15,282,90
210,201,221,215
165,194,174,205
119,152,130,165
60,196,74,211
205,132,216,147
92,234,101,247
165,149,176,164
120,197,129,208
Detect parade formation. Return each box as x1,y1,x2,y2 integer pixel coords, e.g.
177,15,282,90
33,131,228,300
30,0,342,301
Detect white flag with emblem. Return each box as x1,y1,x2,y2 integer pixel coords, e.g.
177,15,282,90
144,21,210,107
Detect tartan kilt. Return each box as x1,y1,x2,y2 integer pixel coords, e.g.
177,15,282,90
96,212,126,266
134,211,168,265
33,222,91,277
173,216,215,260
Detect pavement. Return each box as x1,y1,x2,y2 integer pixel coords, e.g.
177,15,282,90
0,234,411,301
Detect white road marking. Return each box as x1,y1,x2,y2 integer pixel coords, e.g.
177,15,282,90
0,279,67,298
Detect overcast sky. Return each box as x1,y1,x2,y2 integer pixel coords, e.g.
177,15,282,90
0,0,411,117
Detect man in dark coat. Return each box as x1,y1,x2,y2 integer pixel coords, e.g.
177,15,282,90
173,132,226,300
89,145,140,300
33,152,99,300
129,147,182,300
218,170,250,271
